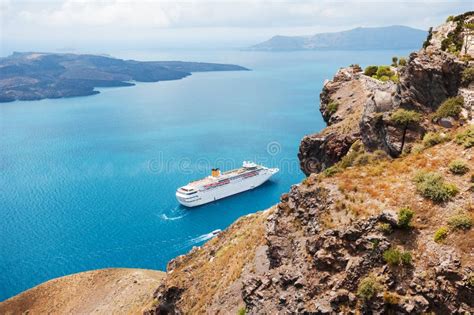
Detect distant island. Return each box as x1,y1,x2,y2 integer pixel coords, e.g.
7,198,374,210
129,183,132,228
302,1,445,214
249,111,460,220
249,25,427,51
0,52,249,102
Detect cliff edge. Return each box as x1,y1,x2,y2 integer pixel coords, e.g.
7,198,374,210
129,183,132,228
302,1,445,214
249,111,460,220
149,12,474,314
1,12,473,315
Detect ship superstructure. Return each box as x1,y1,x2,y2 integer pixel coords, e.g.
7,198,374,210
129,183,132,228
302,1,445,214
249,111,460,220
176,161,279,207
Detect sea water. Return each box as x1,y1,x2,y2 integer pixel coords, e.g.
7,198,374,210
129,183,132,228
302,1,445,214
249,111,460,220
0,49,412,300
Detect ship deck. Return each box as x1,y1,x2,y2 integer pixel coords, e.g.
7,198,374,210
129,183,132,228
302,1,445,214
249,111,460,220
187,166,259,188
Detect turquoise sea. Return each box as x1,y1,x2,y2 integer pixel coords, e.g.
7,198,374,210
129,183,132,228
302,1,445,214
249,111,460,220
0,49,411,300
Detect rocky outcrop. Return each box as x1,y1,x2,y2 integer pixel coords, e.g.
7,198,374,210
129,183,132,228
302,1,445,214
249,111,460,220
148,13,473,315
299,13,473,172
299,66,366,175
397,51,465,111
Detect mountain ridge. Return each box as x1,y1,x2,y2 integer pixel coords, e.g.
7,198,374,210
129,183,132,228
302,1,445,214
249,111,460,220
250,25,427,51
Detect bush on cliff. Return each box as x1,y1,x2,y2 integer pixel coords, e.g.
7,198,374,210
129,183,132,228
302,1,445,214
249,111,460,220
434,96,464,119
448,213,473,230
454,126,474,148
398,57,407,66
461,67,474,86
390,109,421,154
364,65,378,77
327,101,339,115
413,171,459,202
357,275,381,301
448,160,469,175
376,66,394,78
398,206,414,228
390,109,421,126
422,132,448,148
383,248,412,266
434,227,449,242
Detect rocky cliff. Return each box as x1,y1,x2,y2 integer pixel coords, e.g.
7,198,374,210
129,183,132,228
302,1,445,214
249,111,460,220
2,13,473,315
299,12,473,175
148,13,474,314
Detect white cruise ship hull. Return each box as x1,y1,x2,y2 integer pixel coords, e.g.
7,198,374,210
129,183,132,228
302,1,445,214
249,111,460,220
176,166,278,207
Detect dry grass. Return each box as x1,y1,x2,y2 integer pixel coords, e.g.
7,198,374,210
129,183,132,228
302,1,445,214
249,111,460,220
160,209,272,313
316,128,473,265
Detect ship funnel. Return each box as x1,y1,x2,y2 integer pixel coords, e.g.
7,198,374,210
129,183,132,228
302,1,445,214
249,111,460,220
211,168,221,177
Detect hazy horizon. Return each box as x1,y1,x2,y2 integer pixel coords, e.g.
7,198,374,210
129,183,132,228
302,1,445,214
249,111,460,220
1,0,471,56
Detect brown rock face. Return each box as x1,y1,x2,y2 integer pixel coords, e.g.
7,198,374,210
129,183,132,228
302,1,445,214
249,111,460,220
299,14,471,174
398,51,465,111
298,66,366,175
298,131,358,175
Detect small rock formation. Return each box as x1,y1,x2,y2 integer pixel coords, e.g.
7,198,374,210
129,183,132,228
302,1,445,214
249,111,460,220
299,66,366,174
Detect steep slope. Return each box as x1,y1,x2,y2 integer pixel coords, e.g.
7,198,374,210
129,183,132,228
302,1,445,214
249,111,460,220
148,13,474,314
299,12,473,175
250,26,426,51
0,268,165,314
1,12,473,315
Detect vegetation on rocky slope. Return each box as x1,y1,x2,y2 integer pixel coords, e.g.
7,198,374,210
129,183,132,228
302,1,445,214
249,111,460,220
149,12,473,314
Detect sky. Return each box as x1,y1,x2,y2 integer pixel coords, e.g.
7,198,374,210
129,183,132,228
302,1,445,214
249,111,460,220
0,0,472,54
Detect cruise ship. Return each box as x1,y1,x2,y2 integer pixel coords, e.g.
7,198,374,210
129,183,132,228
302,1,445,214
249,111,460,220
176,161,279,207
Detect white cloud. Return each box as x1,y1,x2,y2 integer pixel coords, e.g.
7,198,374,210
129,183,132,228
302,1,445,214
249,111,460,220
1,0,472,52
17,0,171,27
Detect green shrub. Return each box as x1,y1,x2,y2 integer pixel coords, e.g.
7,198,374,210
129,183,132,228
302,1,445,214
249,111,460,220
357,275,381,301
448,213,473,230
413,171,459,202
376,65,394,78
390,109,421,126
383,248,412,266
400,252,412,265
398,58,407,66
422,132,446,148
383,248,401,265
461,67,474,86
237,307,246,315
390,75,399,83
448,160,469,175
435,96,464,119
434,227,448,242
398,206,414,228
327,101,339,114
377,223,393,234
364,65,378,77
455,126,474,148
446,15,454,22
323,165,341,177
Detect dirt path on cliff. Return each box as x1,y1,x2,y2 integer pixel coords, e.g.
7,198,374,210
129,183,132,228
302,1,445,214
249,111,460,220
0,268,164,314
